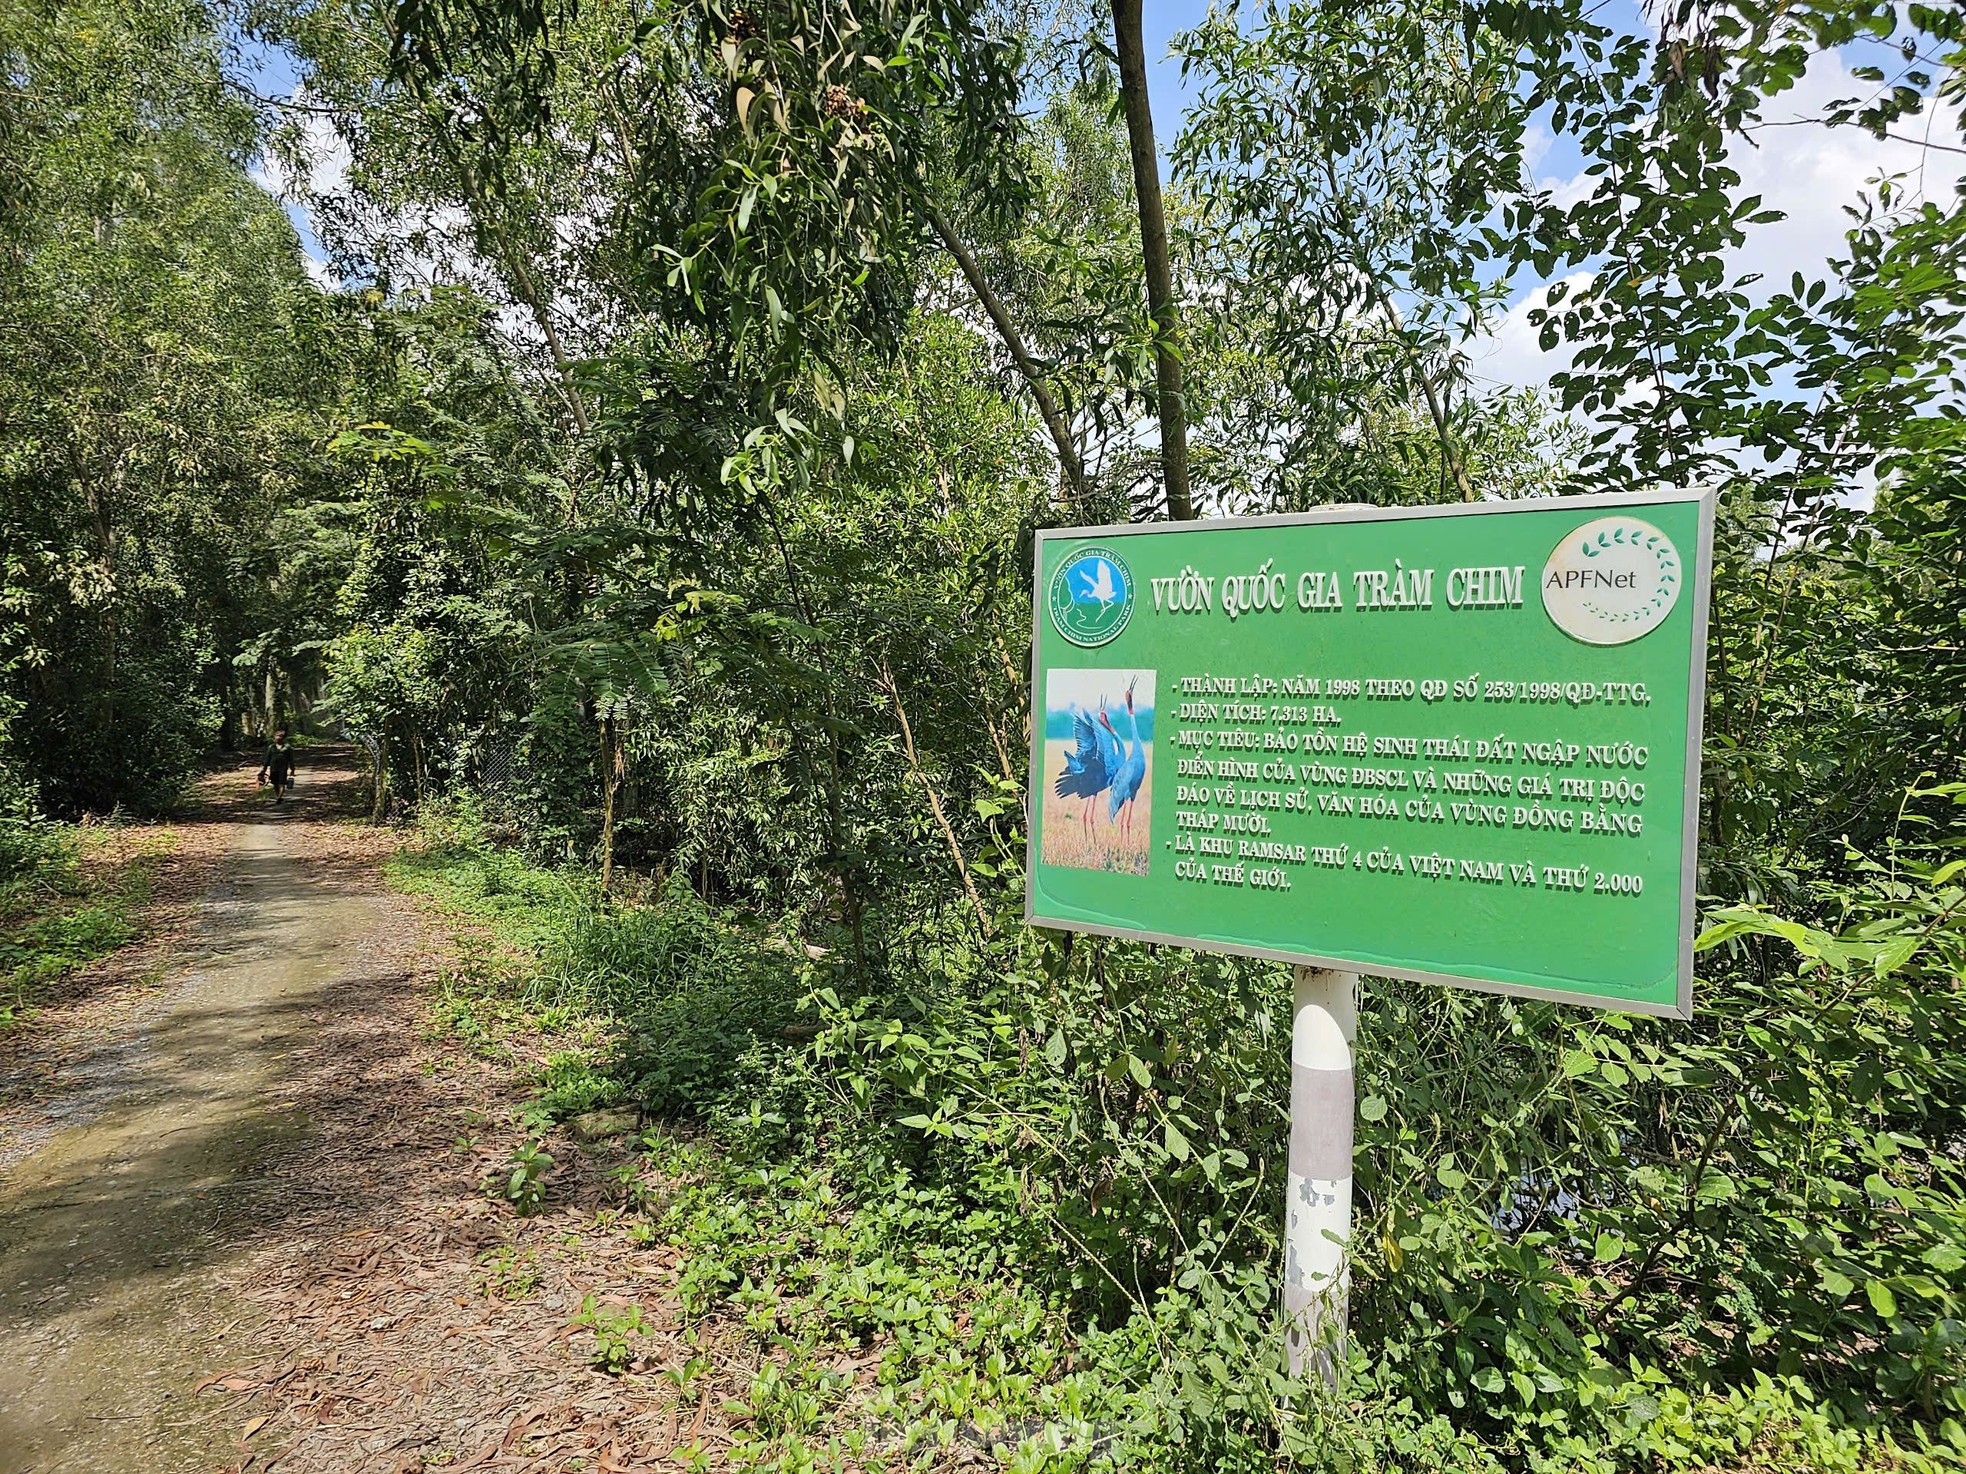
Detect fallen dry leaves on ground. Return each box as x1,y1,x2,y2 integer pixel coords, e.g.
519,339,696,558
189,757,755,1474
3,753,839,1473
0,757,263,1167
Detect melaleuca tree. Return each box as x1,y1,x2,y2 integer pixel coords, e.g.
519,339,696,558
315,287,559,818
277,0,1041,902
8,0,1966,1461
0,0,332,812
1463,0,1966,876
1173,0,1561,511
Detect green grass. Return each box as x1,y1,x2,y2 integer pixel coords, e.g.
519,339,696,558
384,837,587,957
0,821,158,1030
382,804,1963,1474
385,804,632,1129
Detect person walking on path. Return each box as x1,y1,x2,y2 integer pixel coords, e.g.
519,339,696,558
259,729,299,802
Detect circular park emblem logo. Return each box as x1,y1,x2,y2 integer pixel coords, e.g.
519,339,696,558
1048,546,1134,648
1542,516,1682,646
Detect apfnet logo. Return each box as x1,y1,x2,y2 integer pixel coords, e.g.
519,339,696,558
1541,516,1681,646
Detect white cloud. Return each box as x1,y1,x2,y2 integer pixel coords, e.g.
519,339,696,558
302,113,353,200
1533,160,1599,211
1730,48,1964,285
256,105,351,203
1521,124,1554,174
251,97,355,287
1467,271,1593,391
1469,49,1966,391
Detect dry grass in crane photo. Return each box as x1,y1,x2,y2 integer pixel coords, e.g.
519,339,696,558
1040,668,1155,876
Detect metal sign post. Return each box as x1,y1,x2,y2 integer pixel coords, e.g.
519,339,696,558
1284,965,1356,1380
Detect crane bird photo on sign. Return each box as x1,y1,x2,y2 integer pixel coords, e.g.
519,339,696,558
1040,668,1155,875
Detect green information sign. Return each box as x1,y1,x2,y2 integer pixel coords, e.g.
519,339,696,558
1025,491,1714,1017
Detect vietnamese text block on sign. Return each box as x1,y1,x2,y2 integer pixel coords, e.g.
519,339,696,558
1025,490,1715,1017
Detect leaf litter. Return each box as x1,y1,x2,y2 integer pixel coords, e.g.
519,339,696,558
195,763,745,1473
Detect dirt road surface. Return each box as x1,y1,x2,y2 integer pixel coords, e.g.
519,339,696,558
0,755,419,1471
0,754,710,1474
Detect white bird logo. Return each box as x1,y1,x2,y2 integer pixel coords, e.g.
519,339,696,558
1078,558,1119,608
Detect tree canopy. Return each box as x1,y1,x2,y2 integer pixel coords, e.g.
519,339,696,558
4,0,1965,1466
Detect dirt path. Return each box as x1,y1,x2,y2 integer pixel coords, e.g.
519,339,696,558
1,755,714,1474
0,754,419,1472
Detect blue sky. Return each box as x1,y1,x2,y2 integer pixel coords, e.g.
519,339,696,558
238,37,320,257
249,3,1961,392
1143,1,1210,128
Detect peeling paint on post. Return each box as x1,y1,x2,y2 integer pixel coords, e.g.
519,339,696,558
1285,965,1355,1380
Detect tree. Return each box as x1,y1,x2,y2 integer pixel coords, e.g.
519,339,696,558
1110,0,1193,519
0,0,332,812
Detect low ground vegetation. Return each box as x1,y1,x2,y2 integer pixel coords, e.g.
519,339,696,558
390,797,1966,1473
0,818,165,1031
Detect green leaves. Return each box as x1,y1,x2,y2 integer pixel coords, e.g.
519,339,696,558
491,1137,553,1215
1175,0,1550,510
0,0,344,815
1162,1119,1191,1162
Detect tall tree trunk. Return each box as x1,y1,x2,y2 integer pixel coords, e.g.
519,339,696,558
1417,369,1476,502
921,197,1089,504
879,663,992,935
369,737,390,824
597,713,625,897
76,451,124,741
1111,0,1195,521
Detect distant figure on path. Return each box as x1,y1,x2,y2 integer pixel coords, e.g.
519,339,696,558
259,729,298,802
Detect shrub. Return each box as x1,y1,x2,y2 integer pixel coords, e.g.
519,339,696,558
548,876,807,1120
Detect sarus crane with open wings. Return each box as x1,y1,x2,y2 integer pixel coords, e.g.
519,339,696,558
1054,698,1122,836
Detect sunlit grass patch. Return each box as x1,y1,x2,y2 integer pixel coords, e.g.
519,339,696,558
0,822,168,1029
